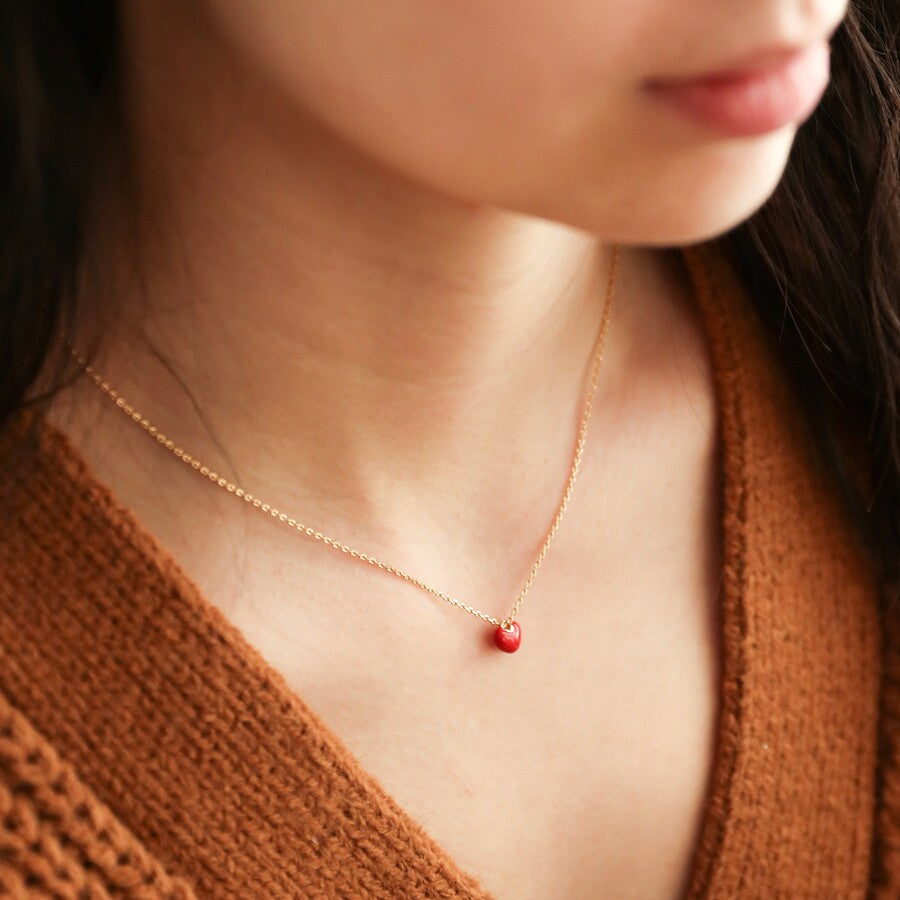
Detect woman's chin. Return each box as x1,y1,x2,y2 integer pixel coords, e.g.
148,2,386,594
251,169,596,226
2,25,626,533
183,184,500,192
542,126,798,247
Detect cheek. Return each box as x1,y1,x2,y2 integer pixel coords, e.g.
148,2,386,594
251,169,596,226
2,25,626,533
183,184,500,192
196,0,642,184
344,78,796,248
198,0,801,245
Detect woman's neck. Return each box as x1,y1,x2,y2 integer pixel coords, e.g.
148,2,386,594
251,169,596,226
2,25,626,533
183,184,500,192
58,2,677,553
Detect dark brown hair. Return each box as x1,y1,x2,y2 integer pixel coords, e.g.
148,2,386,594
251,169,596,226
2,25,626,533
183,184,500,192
1,1,898,596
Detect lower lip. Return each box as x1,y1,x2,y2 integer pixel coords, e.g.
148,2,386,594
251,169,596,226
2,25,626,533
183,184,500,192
644,42,831,137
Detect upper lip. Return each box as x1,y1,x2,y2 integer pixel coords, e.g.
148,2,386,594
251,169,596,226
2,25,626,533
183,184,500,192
645,42,822,86
716,44,817,73
645,14,844,86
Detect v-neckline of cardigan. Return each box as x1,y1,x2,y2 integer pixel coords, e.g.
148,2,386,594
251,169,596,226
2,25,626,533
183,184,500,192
31,244,742,897
23,243,878,896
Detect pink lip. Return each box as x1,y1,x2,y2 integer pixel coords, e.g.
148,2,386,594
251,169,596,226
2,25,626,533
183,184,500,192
644,42,832,137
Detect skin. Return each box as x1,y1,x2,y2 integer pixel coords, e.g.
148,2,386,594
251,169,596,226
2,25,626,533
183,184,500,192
49,0,847,896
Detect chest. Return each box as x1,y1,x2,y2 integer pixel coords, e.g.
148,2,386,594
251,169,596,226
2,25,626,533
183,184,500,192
218,447,724,900
136,326,724,897
54,255,725,896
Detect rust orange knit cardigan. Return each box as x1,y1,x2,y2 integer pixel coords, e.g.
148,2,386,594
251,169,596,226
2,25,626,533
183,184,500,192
0,243,898,898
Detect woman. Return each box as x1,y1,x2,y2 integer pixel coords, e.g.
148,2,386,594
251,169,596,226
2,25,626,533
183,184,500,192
0,1,897,897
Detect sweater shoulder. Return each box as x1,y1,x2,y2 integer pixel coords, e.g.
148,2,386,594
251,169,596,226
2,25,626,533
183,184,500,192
0,411,197,897
0,687,197,898
869,599,900,897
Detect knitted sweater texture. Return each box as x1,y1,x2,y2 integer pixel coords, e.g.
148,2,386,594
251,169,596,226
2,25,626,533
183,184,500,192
0,243,896,898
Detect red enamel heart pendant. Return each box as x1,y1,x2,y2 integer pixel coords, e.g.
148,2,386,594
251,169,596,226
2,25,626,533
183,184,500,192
493,621,522,653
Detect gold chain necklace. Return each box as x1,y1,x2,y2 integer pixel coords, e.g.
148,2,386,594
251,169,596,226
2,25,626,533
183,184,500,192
72,245,620,653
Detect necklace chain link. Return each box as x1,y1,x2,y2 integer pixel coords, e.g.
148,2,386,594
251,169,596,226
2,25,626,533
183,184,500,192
72,245,620,632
